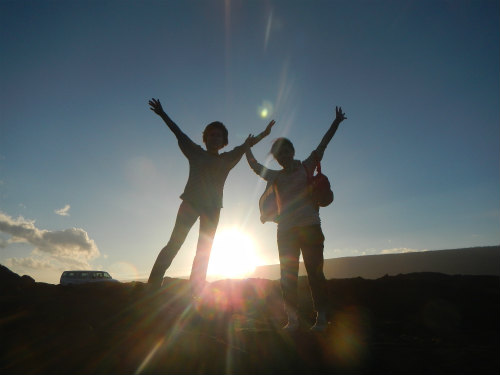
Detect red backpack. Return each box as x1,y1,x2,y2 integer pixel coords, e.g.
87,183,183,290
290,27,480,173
258,162,334,223
306,161,334,208
258,181,279,223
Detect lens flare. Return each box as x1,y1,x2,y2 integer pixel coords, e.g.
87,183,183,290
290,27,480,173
324,306,371,369
108,262,140,281
257,100,274,119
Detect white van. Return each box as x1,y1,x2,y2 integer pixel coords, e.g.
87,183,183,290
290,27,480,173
60,270,119,286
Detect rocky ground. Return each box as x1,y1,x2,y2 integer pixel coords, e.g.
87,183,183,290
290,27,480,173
1,264,499,374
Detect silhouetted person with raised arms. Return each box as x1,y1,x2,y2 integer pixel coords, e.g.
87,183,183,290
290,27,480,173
147,98,275,296
245,106,346,332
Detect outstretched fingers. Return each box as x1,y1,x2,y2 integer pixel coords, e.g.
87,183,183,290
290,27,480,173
266,119,276,133
262,119,276,137
336,106,347,121
148,98,163,114
246,134,258,147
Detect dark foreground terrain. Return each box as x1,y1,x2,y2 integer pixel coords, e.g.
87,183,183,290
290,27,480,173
1,265,499,374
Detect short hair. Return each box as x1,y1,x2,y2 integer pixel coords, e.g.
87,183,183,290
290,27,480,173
203,121,228,147
270,137,295,157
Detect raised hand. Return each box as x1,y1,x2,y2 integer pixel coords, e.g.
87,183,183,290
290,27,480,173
335,106,347,123
263,120,276,136
245,134,258,147
148,98,165,116
252,119,276,145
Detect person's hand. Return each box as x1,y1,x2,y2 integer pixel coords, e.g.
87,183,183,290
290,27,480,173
253,120,275,144
335,106,347,123
263,120,276,136
245,134,258,147
149,98,164,116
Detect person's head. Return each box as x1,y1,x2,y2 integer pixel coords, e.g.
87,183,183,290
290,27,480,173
270,137,295,167
203,121,228,152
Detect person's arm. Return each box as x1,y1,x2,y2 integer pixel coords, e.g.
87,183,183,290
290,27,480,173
245,147,278,181
226,120,276,164
250,120,275,147
148,98,186,140
149,98,199,157
315,106,347,160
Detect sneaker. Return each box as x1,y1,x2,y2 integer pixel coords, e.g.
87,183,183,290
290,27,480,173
283,310,300,332
310,311,328,332
283,320,300,332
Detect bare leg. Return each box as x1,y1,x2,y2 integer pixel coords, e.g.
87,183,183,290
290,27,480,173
148,201,199,289
189,207,220,296
277,228,301,319
299,225,328,314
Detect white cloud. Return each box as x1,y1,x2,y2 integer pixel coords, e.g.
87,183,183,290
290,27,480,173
7,254,91,270
380,248,426,255
3,255,94,284
4,256,54,270
0,211,100,261
0,211,101,282
55,204,71,217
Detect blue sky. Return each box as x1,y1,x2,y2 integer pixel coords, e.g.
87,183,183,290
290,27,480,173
1,0,498,284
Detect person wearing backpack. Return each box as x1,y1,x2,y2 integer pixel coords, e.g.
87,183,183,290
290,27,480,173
245,106,346,332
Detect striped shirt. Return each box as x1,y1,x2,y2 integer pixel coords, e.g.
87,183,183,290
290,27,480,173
248,150,323,231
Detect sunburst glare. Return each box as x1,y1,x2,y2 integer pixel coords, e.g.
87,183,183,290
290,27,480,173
207,228,259,279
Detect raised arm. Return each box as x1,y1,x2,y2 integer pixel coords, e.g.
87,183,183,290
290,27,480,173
237,120,276,151
250,120,276,147
245,147,279,181
315,106,347,159
148,98,184,140
227,120,276,164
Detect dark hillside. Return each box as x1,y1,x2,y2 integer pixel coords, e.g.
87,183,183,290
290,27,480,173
1,264,498,374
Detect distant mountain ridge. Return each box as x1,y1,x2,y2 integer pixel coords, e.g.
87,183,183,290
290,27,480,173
252,246,500,280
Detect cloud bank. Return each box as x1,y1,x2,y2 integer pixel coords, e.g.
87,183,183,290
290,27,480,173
0,211,100,277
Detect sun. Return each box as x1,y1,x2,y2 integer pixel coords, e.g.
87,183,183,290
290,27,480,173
207,228,259,279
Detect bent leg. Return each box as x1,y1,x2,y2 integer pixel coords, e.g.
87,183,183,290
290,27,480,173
148,201,199,288
190,207,220,295
299,225,328,313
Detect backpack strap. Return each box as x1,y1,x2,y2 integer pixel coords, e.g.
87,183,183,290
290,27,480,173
303,163,312,182
303,160,321,179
